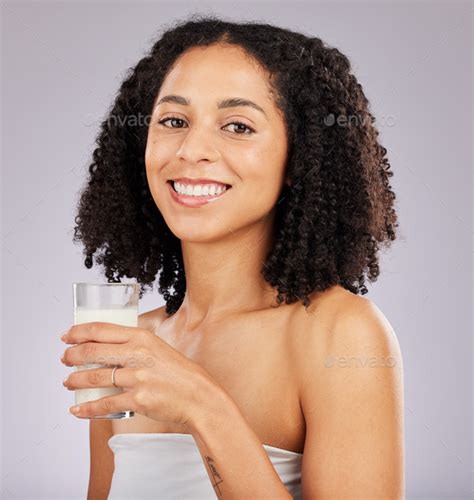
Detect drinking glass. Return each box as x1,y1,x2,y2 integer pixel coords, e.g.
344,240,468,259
72,282,139,419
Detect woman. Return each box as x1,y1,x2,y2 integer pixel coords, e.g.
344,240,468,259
62,14,404,499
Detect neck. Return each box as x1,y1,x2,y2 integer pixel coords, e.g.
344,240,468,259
176,213,278,330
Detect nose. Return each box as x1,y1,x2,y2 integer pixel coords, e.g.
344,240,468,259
175,126,221,164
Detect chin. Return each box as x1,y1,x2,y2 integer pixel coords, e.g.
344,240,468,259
164,219,235,244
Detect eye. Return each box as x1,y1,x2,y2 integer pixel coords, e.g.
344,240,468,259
157,116,187,129
222,121,256,135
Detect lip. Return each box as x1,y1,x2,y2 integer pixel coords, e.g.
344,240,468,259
167,180,231,207
169,177,232,188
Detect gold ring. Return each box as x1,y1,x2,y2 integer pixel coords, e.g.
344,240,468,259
111,366,119,387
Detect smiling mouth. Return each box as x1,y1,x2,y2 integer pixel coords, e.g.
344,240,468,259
167,180,232,198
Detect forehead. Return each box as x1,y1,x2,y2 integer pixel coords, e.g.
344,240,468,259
157,44,273,107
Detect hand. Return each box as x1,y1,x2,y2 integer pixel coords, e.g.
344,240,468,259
60,321,215,427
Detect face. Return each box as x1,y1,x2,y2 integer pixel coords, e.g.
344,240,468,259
145,43,289,242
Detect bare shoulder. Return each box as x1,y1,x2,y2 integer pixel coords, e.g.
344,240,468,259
289,284,404,415
138,304,169,334
290,284,402,375
329,288,402,373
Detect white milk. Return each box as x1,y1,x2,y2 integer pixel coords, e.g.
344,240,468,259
73,307,137,405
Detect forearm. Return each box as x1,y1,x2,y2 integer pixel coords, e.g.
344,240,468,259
188,381,293,499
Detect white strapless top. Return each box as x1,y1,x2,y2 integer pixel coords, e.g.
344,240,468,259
108,432,303,499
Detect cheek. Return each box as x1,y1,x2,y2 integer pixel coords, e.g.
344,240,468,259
144,148,169,212
237,149,286,206
145,140,170,175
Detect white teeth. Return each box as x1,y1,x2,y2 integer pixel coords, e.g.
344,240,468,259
173,182,228,197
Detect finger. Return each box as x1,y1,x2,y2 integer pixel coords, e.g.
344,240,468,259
62,342,131,367
62,321,144,345
64,366,137,390
69,391,134,419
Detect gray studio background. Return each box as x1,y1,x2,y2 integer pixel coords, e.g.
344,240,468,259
1,1,472,499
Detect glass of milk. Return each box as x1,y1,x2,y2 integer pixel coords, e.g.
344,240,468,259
72,282,139,419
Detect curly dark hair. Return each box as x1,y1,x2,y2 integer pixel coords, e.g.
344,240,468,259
73,13,399,316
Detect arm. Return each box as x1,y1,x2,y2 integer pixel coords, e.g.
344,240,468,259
299,295,405,499
87,419,114,500
188,381,293,499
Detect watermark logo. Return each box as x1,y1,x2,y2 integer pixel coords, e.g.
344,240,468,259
324,354,397,368
323,113,396,128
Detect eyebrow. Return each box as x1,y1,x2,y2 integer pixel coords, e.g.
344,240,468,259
155,94,268,118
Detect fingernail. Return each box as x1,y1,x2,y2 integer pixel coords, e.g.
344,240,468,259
62,377,68,386
69,406,80,415
60,331,68,342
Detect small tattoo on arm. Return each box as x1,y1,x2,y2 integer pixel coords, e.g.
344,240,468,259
205,455,224,497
